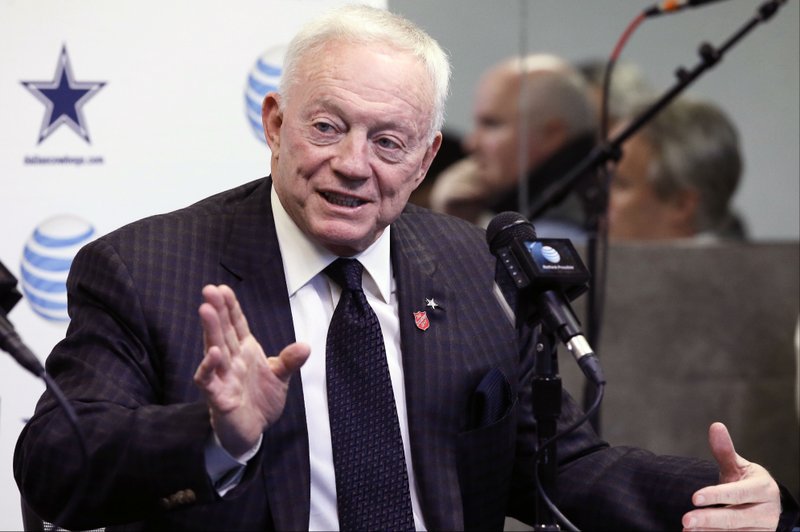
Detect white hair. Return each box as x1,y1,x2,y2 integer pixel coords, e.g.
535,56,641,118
278,4,451,141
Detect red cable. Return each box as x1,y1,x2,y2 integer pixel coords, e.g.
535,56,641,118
612,11,647,62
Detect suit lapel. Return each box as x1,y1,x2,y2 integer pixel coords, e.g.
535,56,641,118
392,214,464,531
216,189,470,530
220,178,311,531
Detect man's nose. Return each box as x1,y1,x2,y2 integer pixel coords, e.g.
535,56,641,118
331,132,371,179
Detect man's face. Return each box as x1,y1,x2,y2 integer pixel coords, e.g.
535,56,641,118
608,135,682,240
463,67,523,193
264,41,441,256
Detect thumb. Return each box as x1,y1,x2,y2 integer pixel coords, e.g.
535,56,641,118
269,342,311,382
708,422,748,482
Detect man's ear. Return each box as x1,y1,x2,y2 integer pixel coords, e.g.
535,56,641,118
668,187,701,234
416,132,443,187
538,118,568,152
262,92,282,153
526,118,568,163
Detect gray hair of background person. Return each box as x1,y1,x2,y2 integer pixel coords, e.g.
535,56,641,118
522,65,598,140
633,98,743,236
578,58,655,126
278,4,451,142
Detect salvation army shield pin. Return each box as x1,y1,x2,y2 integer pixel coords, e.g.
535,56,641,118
413,311,430,331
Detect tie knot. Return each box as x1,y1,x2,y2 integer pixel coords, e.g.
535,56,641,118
325,258,364,292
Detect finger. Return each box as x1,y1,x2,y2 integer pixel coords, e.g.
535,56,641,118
218,284,252,341
682,503,773,531
194,345,224,388
693,473,776,508
199,301,231,368
201,284,225,310
268,342,311,382
707,422,749,482
203,285,240,357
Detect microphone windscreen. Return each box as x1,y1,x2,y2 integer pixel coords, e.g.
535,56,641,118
486,211,537,253
0,261,22,315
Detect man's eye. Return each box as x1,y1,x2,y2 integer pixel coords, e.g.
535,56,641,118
376,137,400,150
479,117,502,129
314,122,334,133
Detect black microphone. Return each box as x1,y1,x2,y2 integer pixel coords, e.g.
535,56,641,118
487,212,604,386
644,0,730,17
0,260,45,376
1,261,90,530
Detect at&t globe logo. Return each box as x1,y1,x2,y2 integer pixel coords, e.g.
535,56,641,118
541,245,562,264
244,46,287,143
20,215,95,322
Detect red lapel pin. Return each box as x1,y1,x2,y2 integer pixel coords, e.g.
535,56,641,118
413,311,430,331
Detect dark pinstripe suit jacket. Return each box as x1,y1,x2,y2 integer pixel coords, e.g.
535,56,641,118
15,177,722,531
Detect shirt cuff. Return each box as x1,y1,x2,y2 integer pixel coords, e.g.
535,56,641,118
204,432,262,496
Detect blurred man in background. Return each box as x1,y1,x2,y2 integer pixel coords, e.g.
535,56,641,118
430,54,598,239
608,97,746,241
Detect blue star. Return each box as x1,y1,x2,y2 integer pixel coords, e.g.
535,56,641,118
21,45,106,144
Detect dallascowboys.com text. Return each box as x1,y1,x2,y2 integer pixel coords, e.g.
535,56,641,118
24,154,105,166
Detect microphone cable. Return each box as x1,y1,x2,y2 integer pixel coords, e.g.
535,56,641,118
532,380,606,532
1,303,90,531
600,11,647,141
40,372,92,531
582,9,646,428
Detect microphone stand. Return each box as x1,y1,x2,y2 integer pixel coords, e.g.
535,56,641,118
1,264,90,531
524,0,788,430
532,328,562,531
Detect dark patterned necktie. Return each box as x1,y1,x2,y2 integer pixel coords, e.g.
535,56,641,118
324,258,415,531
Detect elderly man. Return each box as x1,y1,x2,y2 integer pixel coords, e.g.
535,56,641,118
15,5,795,531
430,54,599,239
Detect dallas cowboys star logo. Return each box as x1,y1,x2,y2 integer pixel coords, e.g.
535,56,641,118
21,45,106,144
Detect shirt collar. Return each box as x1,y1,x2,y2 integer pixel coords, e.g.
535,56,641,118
271,186,393,303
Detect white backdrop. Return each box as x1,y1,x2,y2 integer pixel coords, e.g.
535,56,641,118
0,1,383,529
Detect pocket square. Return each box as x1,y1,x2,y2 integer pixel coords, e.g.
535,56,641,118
467,367,513,429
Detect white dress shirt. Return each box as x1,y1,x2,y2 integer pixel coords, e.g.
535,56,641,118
204,188,426,531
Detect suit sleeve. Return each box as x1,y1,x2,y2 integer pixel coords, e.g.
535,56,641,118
506,324,720,530
14,237,218,529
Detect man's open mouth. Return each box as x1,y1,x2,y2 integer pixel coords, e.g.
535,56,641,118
322,191,366,208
